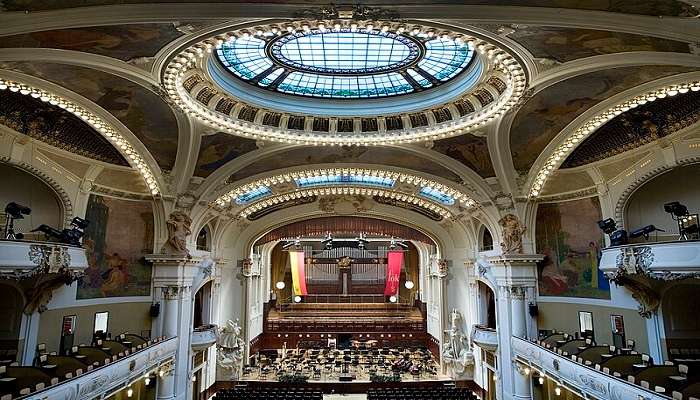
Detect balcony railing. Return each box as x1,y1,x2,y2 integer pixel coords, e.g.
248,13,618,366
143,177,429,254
599,240,700,279
0,240,87,278
512,337,672,400
471,325,498,352
17,337,176,400
192,324,218,352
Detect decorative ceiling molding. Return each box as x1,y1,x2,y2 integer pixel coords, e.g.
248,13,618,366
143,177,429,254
160,19,527,146
0,74,163,196
527,74,700,198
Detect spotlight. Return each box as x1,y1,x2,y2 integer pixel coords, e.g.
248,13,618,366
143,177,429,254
275,281,286,290
282,236,302,250
664,201,688,217
294,295,302,303
389,237,409,250
31,217,90,247
404,280,414,289
321,231,333,249
597,218,617,235
389,295,397,303
629,225,665,240
127,388,133,397
355,232,368,250
538,376,544,385
680,214,700,240
144,377,150,385
555,386,562,396
4,202,31,240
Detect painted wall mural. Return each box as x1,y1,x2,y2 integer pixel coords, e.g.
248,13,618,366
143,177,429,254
227,146,463,183
0,61,179,171
194,132,258,178
508,27,690,63
509,65,698,172
432,133,495,178
77,194,154,299
536,197,610,299
1,0,697,16
0,24,183,61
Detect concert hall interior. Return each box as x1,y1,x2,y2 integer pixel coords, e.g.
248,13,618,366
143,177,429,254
0,2,700,400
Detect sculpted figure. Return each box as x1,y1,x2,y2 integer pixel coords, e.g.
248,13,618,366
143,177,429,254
161,211,192,257
442,309,474,376
217,319,245,379
499,214,527,254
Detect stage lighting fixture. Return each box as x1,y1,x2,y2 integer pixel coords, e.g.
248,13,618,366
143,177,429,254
355,232,368,250
404,280,415,289
389,295,397,303
31,217,90,247
597,218,617,235
680,214,700,240
293,295,302,303
275,281,286,290
282,236,302,250
664,201,689,217
389,237,409,250
4,202,31,240
609,229,629,247
321,232,333,249
31,224,64,240
629,225,665,240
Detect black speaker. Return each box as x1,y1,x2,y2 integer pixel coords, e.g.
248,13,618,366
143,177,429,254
150,303,160,317
528,303,539,317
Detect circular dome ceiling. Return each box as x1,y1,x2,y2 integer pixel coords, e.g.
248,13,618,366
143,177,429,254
215,27,474,99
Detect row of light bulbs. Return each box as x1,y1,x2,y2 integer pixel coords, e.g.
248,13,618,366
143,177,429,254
125,364,171,397
0,78,161,196
214,168,477,208
521,365,566,397
529,80,700,198
237,186,452,219
162,22,527,146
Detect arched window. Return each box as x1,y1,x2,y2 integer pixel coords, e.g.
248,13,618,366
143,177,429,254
480,225,494,252
196,225,211,251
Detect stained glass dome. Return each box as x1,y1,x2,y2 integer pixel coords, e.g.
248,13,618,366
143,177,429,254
215,28,474,99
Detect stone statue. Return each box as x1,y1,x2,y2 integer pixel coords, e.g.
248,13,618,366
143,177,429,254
442,309,474,377
161,211,192,257
498,213,527,254
217,319,245,379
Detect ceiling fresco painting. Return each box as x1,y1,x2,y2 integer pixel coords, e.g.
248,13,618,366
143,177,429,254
1,0,698,16
0,61,179,171
509,65,698,172
226,146,463,184
506,27,692,63
194,132,258,178
431,134,495,178
0,24,185,61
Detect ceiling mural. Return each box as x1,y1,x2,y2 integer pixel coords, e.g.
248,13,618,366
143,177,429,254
563,89,700,168
506,27,692,63
0,89,129,166
431,133,495,178
509,65,698,172
225,146,463,184
0,24,184,61
0,61,179,171
194,132,258,178
1,0,697,16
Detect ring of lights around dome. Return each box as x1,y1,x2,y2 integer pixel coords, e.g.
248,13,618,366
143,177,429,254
212,168,477,221
0,77,162,197
528,78,700,199
161,20,528,146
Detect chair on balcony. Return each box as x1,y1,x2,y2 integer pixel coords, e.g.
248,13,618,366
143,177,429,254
600,354,643,377
578,346,612,366
1,366,55,398
558,339,589,356
45,355,90,380
679,382,700,399
634,365,681,391
75,346,111,367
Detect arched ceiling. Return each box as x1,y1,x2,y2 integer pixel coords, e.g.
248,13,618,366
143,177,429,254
0,1,698,218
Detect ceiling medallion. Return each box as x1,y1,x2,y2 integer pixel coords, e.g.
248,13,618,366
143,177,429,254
162,20,527,146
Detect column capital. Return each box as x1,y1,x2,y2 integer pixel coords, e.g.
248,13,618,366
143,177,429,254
161,285,190,300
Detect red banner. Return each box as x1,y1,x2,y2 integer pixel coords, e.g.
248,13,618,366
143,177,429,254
384,251,403,296
290,251,308,296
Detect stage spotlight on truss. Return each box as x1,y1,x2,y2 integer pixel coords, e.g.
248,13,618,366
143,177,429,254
404,280,414,289
597,218,617,235
321,231,333,249
629,225,665,240
31,217,90,247
355,232,368,250
275,281,286,290
282,236,302,250
664,201,689,217
4,202,31,240
389,237,409,250
664,201,699,240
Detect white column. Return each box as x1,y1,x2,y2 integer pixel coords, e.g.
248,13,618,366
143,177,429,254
20,311,40,365
509,287,531,400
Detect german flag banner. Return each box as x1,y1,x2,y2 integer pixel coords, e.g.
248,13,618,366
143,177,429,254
290,250,308,296
384,251,403,296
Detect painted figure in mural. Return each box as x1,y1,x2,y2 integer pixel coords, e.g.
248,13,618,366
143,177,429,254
161,211,192,257
217,319,245,379
498,214,527,254
100,252,129,297
442,309,473,376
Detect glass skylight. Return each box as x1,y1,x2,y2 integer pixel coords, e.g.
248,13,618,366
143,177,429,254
419,186,455,205
296,174,395,188
215,28,474,99
235,185,272,204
